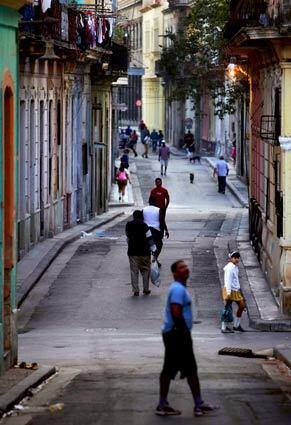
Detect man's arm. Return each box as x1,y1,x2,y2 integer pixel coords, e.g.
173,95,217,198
159,209,169,238
165,190,170,209
170,304,188,331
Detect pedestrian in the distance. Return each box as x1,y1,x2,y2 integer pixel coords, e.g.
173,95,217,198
159,141,170,176
142,132,151,158
125,125,132,138
125,210,157,296
139,120,147,142
155,260,219,417
231,134,237,167
158,130,164,147
129,130,138,157
120,149,130,169
213,155,229,194
222,251,246,333
143,196,169,268
150,129,159,153
150,178,170,217
116,164,131,202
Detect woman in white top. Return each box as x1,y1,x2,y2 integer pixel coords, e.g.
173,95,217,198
222,251,246,333
143,197,169,267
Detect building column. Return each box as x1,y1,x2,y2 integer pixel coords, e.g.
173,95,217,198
279,62,291,315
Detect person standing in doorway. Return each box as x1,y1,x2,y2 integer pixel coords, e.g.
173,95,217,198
116,164,131,202
159,141,170,176
155,260,219,416
213,155,229,194
222,251,246,333
143,197,169,268
125,210,157,296
150,178,170,217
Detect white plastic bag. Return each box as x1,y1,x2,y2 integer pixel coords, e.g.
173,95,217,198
151,259,161,287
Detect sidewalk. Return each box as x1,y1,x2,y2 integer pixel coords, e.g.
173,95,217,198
0,365,56,417
203,156,249,207
16,210,124,307
169,147,249,207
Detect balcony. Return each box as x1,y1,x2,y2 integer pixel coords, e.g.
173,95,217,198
168,0,190,9
225,0,291,39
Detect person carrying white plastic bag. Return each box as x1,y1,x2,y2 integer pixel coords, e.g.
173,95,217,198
151,257,161,287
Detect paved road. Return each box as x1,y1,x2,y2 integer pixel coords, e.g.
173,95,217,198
11,154,291,424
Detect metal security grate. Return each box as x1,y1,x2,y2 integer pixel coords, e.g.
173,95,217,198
218,347,267,358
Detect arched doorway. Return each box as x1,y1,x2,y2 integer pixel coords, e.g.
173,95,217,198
3,84,15,352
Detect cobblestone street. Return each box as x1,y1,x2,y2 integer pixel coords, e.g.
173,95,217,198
8,155,291,424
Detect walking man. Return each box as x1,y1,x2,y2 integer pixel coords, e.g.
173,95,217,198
159,141,170,176
143,197,169,268
222,251,246,333
125,210,157,296
213,155,229,194
155,260,219,417
150,178,170,216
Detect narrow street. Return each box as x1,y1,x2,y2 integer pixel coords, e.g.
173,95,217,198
12,154,291,424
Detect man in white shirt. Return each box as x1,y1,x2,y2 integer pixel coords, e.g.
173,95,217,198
213,156,229,194
143,197,169,267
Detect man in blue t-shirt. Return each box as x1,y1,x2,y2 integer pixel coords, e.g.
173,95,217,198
155,260,219,417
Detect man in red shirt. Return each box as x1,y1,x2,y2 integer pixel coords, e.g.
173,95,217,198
150,178,170,214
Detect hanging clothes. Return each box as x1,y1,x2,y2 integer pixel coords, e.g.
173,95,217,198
41,0,52,13
97,17,103,44
108,17,114,38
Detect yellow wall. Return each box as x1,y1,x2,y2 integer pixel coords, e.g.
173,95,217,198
141,2,167,131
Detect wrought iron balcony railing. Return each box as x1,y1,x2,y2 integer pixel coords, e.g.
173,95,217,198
225,0,291,39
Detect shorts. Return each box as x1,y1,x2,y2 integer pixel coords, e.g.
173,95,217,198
222,287,244,302
160,159,168,167
161,329,198,380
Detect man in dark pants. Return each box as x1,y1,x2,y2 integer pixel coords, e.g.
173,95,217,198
213,155,229,194
125,210,157,297
155,260,219,417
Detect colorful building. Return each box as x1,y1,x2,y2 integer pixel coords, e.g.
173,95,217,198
141,0,167,132
17,0,127,259
0,0,27,373
225,0,291,315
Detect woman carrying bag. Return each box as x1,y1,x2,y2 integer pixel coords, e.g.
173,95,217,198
221,251,246,333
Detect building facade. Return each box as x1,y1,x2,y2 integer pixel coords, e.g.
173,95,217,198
0,0,27,374
225,0,291,314
17,0,127,259
141,0,167,132
118,0,143,126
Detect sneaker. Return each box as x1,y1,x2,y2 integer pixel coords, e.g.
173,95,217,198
233,325,245,332
143,290,151,295
194,402,219,417
133,292,139,297
155,405,181,416
221,326,234,333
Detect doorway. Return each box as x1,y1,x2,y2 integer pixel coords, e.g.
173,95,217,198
3,85,15,351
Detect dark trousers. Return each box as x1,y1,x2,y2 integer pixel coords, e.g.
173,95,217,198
218,176,226,193
150,227,163,257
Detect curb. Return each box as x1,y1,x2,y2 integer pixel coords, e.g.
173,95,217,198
274,347,291,368
203,157,248,208
17,212,124,307
228,239,291,332
0,366,56,416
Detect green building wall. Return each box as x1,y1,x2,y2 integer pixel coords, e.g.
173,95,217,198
0,4,20,374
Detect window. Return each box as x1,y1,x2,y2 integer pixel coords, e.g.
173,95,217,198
145,29,150,52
